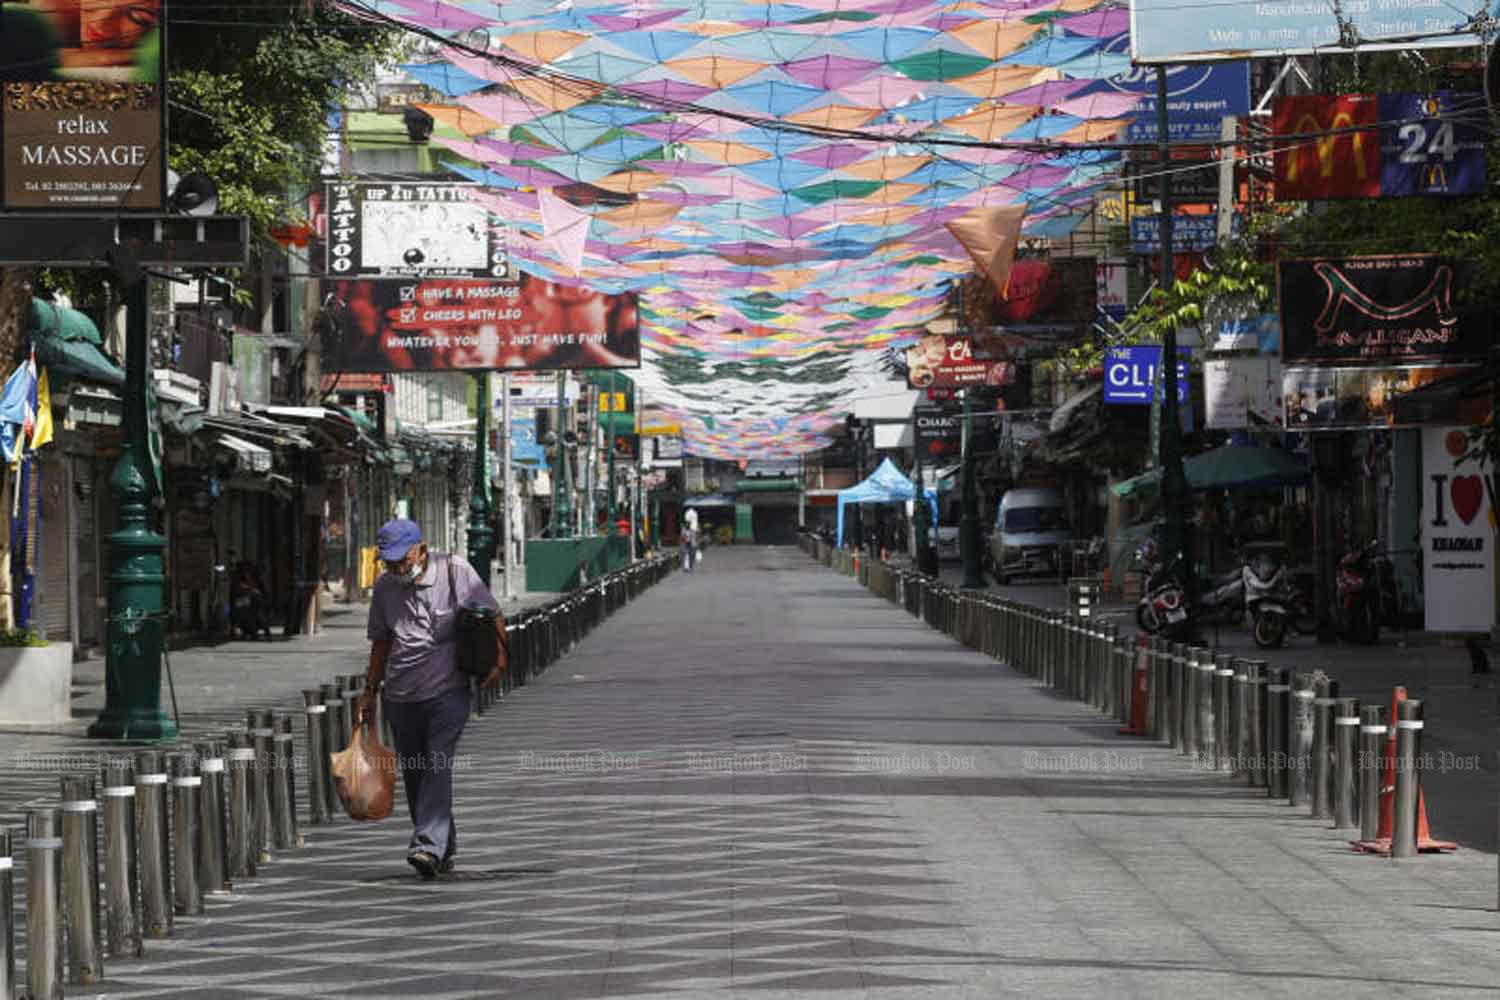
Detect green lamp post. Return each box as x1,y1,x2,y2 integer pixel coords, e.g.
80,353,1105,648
89,275,175,740
959,386,985,589
467,372,495,587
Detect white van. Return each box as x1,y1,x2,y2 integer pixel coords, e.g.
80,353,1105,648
988,487,1071,584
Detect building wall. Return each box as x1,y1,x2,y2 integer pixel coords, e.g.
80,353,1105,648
391,373,469,428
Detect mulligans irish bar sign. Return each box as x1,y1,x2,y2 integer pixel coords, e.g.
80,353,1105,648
1278,256,1488,365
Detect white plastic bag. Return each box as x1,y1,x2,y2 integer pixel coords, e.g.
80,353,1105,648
696,548,704,565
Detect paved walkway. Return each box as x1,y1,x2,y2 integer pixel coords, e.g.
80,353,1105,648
10,549,1500,998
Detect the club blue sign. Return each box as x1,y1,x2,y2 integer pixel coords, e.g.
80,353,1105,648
1102,35,1250,142
1104,346,1189,405
1129,0,1489,62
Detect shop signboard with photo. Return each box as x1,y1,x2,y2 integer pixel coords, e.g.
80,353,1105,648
1,0,166,210
1421,426,1495,633
1282,364,1476,430
1279,256,1487,365
324,180,512,279
1204,356,1283,430
913,405,997,461
327,275,640,372
905,334,1014,390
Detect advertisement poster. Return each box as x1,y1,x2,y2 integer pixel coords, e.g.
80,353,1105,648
1279,256,1486,364
905,335,1013,390
324,180,512,279
913,405,998,461
1096,259,1129,321
1422,426,1495,633
2,0,166,210
1204,356,1283,430
506,417,545,468
1283,364,1473,429
326,275,640,373
1130,0,1487,62
1131,214,1237,253
1272,93,1485,200
1102,52,1250,143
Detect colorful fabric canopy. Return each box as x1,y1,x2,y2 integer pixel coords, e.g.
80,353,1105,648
342,0,1139,457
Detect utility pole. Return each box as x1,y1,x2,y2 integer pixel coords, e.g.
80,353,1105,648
959,386,983,588
90,266,175,739
500,372,513,600
467,372,495,587
1156,66,1191,598
550,371,572,538
607,370,617,557
910,410,933,574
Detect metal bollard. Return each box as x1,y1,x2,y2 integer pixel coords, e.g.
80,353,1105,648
224,731,256,879
302,689,330,825
168,752,203,915
248,708,274,863
1265,666,1290,799
320,682,345,815
60,774,104,984
1214,654,1233,772
0,829,12,1000
133,749,172,938
101,758,141,958
1333,696,1361,830
1289,673,1315,808
1359,705,1387,843
1310,677,1337,820
1167,642,1185,749
1179,647,1197,757
270,712,299,850
1230,659,1249,777
26,808,63,1000
195,740,230,894
1147,639,1164,740
1391,698,1424,859
1195,649,1215,768
340,676,360,748
1244,660,1267,787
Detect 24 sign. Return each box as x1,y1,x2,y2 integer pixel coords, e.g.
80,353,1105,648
1272,92,1485,200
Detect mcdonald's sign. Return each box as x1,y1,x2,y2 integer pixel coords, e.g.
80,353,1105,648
1272,92,1486,200
1272,95,1380,199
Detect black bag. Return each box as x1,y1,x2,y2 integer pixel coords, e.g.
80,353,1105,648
448,557,505,679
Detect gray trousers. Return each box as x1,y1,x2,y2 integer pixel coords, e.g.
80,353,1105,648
383,685,471,861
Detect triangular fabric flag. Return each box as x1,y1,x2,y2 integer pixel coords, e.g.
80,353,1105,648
30,366,52,452
538,188,590,276
945,204,1027,299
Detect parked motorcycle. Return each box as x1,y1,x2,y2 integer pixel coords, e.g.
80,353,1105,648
1135,541,1191,636
1243,546,1312,649
1335,541,1399,644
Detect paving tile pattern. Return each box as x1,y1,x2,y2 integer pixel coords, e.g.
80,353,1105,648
4,550,1500,998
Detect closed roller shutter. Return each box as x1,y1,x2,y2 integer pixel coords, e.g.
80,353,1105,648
38,457,71,641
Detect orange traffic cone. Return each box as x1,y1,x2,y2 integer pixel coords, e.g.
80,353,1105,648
1119,636,1150,736
1351,686,1457,855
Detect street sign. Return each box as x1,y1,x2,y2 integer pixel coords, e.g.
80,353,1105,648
1104,346,1190,405
0,215,249,267
1130,214,1237,253
1131,158,1221,204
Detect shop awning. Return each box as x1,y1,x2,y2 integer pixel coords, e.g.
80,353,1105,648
212,432,272,473
1112,445,1310,498
27,298,124,386
683,493,735,507
735,478,799,493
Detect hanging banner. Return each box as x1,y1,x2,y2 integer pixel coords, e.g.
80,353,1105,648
1422,426,1495,633
324,180,512,279
905,335,1013,390
1129,0,1489,62
1272,93,1486,200
1204,356,1283,429
1278,256,1487,364
2,0,166,210
326,275,640,372
1283,364,1476,429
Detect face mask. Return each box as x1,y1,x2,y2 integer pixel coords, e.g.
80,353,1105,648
403,561,423,585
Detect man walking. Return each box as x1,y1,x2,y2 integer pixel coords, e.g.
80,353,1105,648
682,506,699,572
360,519,504,879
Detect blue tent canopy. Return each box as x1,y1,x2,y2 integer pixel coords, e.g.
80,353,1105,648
836,457,938,545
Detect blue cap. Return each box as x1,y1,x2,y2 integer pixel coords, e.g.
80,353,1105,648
376,519,423,562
